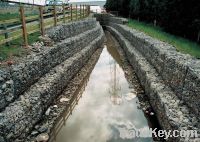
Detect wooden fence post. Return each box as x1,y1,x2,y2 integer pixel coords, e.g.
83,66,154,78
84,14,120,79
53,5,57,26
87,5,89,16
84,5,86,17
83,5,84,17
39,6,44,36
62,4,66,23
89,6,91,15
76,5,78,20
85,5,86,17
86,5,87,16
3,24,10,46
88,6,90,16
19,5,28,47
80,5,82,19
86,5,88,16
70,4,73,21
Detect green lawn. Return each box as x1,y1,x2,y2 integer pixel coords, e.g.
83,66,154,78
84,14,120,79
0,12,38,21
0,13,20,21
0,32,40,61
127,19,200,58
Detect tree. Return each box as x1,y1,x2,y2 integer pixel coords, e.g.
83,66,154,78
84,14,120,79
104,0,120,12
105,0,200,42
119,0,131,17
129,0,140,19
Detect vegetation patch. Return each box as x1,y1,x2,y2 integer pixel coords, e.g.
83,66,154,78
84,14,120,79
0,32,40,61
128,19,200,58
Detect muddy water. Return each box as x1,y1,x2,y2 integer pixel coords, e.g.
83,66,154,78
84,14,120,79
50,32,155,142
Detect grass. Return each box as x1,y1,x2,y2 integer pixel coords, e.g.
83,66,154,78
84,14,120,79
0,13,20,21
0,13,38,21
0,32,40,61
127,19,200,58
0,11,48,62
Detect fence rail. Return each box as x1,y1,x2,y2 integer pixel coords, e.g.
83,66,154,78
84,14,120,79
0,4,91,47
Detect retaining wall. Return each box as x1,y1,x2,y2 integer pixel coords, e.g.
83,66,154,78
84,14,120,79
96,14,200,141
0,18,101,110
110,22,200,118
0,18,105,141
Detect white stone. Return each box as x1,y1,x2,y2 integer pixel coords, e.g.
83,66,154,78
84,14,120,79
45,108,51,116
36,133,49,142
60,97,70,103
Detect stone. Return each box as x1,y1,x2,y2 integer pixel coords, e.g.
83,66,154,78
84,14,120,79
31,131,39,136
52,112,58,116
38,125,48,133
60,97,70,103
124,92,136,101
39,35,53,46
2,84,6,89
0,77,4,82
150,112,154,116
183,119,190,123
45,108,51,116
5,80,13,86
171,100,176,104
192,117,197,123
177,111,183,116
5,93,14,102
0,17,102,141
36,133,49,142
0,136,5,142
53,105,58,108
35,125,40,129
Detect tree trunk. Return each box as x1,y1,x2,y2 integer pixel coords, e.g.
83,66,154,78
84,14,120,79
154,19,157,27
197,31,200,42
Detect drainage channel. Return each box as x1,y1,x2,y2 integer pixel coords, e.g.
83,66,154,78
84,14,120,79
49,31,160,142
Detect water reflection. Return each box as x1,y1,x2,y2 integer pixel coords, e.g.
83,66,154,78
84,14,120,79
109,59,122,105
50,71,90,141
49,44,153,142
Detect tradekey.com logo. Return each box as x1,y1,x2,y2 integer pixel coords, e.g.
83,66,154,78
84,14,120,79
130,128,198,140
